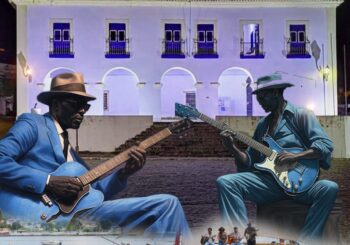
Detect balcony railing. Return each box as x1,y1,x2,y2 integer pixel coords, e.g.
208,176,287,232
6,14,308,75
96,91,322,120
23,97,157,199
193,39,218,58
240,38,265,58
49,38,74,58
161,39,186,58
285,38,311,58
105,38,130,58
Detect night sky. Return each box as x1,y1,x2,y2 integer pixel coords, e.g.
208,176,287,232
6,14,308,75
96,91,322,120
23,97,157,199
0,0,16,65
337,0,350,108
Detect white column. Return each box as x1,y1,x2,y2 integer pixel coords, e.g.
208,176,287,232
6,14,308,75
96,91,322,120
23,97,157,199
345,117,350,158
16,5,29,116
326,7,338,116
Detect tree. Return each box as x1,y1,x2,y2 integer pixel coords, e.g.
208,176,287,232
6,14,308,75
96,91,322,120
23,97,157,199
11,221,21,230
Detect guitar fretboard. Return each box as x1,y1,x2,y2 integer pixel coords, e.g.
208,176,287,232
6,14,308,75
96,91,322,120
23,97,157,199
79,128,172,186
197,113,272,157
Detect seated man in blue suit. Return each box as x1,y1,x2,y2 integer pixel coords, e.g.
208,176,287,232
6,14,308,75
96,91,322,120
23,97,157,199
0,72,190,239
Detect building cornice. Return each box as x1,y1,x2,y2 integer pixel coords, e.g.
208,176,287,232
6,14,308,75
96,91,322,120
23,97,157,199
9,0,343,8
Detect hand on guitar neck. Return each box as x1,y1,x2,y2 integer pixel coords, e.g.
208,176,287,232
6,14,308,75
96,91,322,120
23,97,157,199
220,130,249,168
118,146,146,181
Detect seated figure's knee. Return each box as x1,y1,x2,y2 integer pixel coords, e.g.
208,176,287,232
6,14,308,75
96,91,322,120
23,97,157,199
216,174,239,188
217,175,229,189
324,180,339,195
155,194,181,208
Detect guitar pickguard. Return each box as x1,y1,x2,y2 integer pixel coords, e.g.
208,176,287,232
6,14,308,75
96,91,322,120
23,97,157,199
254,136,319,195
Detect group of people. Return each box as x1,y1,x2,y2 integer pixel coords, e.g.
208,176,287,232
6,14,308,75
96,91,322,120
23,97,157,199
201,223,258,245
0,72,338,243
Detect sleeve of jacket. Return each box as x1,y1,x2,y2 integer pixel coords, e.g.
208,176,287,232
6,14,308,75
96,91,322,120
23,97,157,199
92,170,128,200
296,108,334,170
0,114,49,194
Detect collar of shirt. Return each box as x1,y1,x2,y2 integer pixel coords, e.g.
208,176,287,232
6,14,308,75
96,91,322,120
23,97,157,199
53,118,74,162
53,118,64,136
284,101,296,115
265,101,295,123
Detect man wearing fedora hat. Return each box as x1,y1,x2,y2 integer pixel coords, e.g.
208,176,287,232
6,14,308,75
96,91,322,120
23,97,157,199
0,72,190,238
217,73,338,241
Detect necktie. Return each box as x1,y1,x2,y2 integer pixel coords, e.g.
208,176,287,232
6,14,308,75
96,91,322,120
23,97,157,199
62,131,69,160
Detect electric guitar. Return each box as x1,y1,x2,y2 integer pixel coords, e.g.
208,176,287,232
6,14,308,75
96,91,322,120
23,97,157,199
0,119,192,223
175,103,319,195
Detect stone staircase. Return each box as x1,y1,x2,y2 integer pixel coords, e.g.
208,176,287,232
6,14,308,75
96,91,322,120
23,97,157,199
113,122,247,157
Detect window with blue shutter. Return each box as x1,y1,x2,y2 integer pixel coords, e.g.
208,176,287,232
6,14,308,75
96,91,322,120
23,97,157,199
286,24,311,58
194,24,218,58
49,22,74,58
105,23,130,58
161,23,185,58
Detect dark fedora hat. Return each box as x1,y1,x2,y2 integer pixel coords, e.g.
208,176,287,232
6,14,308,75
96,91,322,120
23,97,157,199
252,73,293,94
37,72,96,105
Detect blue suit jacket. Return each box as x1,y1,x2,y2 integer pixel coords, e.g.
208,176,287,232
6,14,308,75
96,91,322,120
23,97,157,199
0,113,127,214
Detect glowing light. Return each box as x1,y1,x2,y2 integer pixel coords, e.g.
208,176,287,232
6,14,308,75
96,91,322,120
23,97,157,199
210,81,220,88
136,82,146,88
95,81,104,89
153,82,163,89
194,82,203,89
306,103,315,111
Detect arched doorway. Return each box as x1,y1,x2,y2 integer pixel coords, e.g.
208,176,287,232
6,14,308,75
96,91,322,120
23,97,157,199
217,67,254,116
160,67,197,118
101,67,140,115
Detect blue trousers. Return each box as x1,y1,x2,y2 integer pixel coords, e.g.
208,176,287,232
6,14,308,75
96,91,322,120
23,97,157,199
77,194,191,239
216,171,338,239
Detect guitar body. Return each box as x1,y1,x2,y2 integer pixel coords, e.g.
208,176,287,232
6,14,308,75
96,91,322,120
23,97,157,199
254,136,319,194
0,161,104,223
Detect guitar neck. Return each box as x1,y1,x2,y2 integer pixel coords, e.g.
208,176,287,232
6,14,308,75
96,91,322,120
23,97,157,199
78,128,172,186
197,113,272,157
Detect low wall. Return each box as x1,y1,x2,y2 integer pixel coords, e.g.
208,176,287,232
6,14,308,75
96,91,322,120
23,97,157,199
68,116,153,152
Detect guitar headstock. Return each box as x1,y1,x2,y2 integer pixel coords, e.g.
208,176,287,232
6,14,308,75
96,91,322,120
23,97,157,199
175,103,201,119
169,118,193,134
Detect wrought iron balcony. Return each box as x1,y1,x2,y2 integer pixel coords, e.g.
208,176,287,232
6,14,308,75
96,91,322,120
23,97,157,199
49,38,74,58
161,39,186,58
285,37,311,58
240,38,265,58
193,38,218,58
105,38,130,58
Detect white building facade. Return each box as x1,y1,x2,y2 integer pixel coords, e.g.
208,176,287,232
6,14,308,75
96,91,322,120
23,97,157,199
12,0,342,119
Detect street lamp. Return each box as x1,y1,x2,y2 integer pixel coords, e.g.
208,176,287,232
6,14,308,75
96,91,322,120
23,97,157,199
323,65,330,82
23,65,32,83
